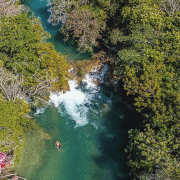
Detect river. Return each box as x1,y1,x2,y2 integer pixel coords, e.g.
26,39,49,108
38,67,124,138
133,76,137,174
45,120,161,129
24,0,92,61
16,0,134,179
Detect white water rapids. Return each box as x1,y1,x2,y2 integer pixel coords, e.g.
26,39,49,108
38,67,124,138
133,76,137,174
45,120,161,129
36,65,110,128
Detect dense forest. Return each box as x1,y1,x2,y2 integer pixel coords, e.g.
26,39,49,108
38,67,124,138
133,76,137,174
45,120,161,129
1,0,180,179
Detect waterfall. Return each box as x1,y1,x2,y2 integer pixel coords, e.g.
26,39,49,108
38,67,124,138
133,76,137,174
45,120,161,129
49,64,109,127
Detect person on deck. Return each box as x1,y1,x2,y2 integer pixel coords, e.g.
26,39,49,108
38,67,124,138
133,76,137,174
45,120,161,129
55,141,61,151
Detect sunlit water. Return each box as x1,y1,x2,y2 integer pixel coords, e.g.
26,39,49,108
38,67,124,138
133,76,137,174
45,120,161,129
16,0,134,179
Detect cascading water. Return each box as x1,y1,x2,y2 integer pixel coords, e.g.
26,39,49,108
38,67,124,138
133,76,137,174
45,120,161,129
50,80,89,127
50,64,110,128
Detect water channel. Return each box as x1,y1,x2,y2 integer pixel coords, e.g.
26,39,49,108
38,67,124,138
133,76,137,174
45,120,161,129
24,0,92,61
16,0,134,179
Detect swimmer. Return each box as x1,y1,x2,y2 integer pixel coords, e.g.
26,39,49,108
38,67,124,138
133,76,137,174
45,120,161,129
55,141,61,151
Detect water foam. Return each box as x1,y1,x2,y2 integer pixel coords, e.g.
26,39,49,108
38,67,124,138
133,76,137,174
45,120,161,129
50,80,89,127
83,64,109,89
49,64,109,127
34,108,45,115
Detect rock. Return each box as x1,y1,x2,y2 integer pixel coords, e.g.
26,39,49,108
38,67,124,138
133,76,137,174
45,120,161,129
93,78,100,85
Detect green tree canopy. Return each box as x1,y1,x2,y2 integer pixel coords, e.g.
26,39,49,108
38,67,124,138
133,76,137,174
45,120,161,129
107,0,180,178
0,98,36,163
0,13,69,104
48,0,108,53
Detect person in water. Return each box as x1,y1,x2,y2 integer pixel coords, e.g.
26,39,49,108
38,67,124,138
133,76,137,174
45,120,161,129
55,141,61,151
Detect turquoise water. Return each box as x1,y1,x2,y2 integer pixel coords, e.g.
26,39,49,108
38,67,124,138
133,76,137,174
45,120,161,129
16,1,134,179
25,0,92,61
16,78,132,180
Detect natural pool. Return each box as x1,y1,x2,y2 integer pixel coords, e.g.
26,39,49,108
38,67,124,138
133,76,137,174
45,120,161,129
16,78,131,180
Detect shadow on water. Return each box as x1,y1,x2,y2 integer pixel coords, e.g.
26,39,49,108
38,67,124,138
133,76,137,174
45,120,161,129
92,86,136,180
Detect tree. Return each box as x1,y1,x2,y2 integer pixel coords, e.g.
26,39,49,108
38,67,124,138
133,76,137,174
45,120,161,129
48,0,91,25
61,8,103,53
107,0,180,178
0,68,24,102
0,98,36,163
127,124,180,179
160,0,180,15
0,0,24,18
0,13,69,105
48,0,108,53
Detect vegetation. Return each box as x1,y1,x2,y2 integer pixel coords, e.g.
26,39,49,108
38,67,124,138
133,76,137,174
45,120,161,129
49,0,180,179
0,11,69,166
1,0,180,179
69,51,106,81
110,0,180,179
0,13,69,105
0,98,36,164
48,0,107,53
0,0,24,18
